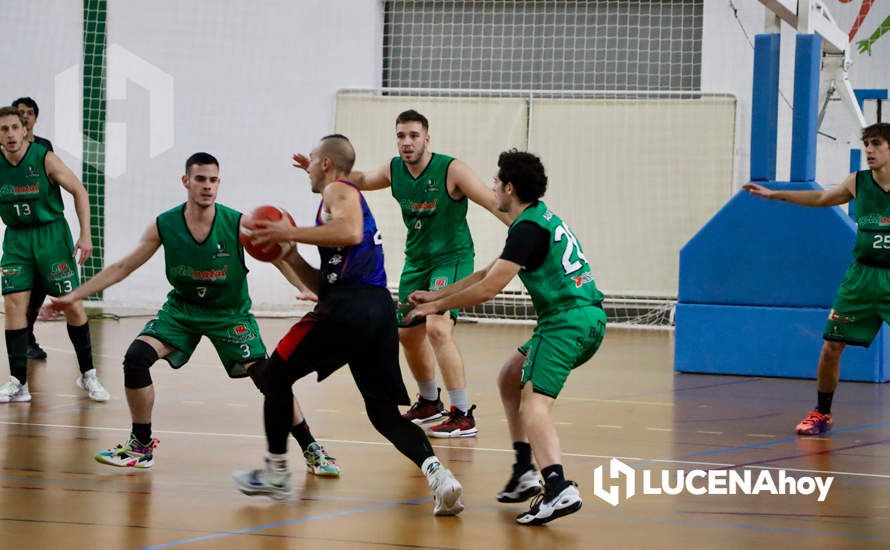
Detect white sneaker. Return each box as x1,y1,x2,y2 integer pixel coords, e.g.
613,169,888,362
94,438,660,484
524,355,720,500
0,377,31,403
232,467,292,501
516,481,582,525
76,369,110,402
424,458,464,516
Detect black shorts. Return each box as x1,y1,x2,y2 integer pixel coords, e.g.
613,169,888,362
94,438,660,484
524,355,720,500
273,284,410,405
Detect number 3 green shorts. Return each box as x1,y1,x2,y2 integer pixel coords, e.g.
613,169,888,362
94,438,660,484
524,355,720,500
140,298,267,378
1,219,80,296
518,305,607,398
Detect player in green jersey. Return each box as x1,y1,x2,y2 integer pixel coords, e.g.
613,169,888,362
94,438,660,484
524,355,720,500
295,110,510,438
744,122,890,437
12,97,58,361
405,150,606,525
51,152,340,475
0,106,108,404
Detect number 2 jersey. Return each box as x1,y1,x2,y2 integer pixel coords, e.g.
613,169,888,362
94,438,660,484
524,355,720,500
0,142,65,228
505,200,603,319
852,169,890,267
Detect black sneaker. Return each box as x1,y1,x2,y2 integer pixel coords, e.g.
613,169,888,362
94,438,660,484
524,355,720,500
27,342,47,360
497,466,543,503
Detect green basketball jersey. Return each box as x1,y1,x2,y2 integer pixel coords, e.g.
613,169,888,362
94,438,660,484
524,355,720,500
390,153,473,264
0,142,65,228
513,201,603,318
853,170,890,267
156,203,251,312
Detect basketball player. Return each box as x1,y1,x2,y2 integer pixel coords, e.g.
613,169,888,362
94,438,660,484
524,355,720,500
0,106,108,403
294,110,509,438
234,135,464,515
744,122,890,436
12,96,57,361
405,150,606,525
52,152,340,476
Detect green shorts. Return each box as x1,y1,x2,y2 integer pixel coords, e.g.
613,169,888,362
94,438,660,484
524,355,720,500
517,305,607,398
1,219,80,296
396,255,474,327
824,262,890,347
140,298,266,378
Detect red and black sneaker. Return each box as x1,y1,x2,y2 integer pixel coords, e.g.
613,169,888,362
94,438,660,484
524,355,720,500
795,409,832,435
428,405,478,438
403,388,447,424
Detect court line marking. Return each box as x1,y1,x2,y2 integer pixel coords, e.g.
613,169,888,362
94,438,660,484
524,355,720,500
3,420,890,480
139,497,434,550
696,430,723,435
562,396,674,407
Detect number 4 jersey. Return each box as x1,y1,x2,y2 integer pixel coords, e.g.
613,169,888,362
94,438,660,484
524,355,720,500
511,201,603,318
0,142,65,227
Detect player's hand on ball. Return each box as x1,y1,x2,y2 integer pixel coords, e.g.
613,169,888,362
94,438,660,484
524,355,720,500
292,153,310,172
251,217,297,245
742,183,773,199
408,290,435,305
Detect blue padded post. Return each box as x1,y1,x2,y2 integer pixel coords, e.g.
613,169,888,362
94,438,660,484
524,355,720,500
790,34,821,182
750,34,781,182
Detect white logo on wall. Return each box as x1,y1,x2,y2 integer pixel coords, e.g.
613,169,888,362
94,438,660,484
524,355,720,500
592,458,834,507
54,44,174,178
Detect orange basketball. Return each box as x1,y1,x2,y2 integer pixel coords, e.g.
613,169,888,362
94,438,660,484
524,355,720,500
239,205,296,262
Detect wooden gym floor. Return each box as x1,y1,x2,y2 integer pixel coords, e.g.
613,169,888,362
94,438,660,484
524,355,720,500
2,316,890,549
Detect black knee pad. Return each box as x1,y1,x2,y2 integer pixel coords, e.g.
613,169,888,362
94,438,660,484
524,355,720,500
123,339,158,389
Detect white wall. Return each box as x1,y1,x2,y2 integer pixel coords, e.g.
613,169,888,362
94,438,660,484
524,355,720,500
703,0,890,189
1,0,383,312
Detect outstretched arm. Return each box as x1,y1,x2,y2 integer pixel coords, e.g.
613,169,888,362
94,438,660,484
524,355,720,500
408,260,494,305
743,174,855,207
45,151,93,264
404,259,518,323
347,162,392,191
294,152,392,192
50,223,162,308
449,160,512,226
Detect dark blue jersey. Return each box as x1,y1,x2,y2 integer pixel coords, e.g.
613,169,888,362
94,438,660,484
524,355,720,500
316,180,387,289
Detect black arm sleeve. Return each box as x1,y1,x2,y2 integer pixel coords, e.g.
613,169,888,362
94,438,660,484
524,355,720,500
500,221,550,272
